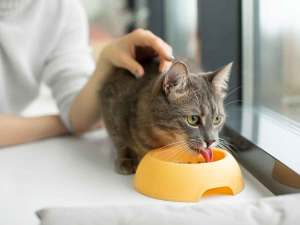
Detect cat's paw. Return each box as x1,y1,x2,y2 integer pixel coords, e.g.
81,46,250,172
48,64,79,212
115,158,137,175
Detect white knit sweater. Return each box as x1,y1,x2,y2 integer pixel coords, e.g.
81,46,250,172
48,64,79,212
0,0,95,130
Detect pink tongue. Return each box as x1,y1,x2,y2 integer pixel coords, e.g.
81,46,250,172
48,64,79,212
199,148,213,162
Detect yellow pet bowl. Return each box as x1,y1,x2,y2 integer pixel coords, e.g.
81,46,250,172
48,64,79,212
134,147,244,202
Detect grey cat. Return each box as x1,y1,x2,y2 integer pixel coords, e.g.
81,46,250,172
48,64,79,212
100,59,232,174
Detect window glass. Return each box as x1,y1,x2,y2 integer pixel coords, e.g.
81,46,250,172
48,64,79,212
242,0,300,174
254,0,300,123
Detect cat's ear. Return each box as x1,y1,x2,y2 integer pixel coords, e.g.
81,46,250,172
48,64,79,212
163,61,189,98
206,62,233,97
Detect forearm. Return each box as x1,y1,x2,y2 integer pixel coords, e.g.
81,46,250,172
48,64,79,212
69,60,110,134
0,114,68,147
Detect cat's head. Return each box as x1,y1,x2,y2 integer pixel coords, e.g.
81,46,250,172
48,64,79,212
150,60,233,161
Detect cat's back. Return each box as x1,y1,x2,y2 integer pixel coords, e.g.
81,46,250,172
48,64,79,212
99,60,160,130
100,60,159,101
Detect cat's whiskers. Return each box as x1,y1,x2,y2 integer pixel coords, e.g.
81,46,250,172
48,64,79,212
188,138,204,146
216,142,228,151
155,146,188,158
154,143,189,157
155,142,191,159
218,138,238,151
156,141,188,151
220,139,236,148
185,138,235,155
163,147,188,161
173,148,189,162
225,86,242,100
216,138,235,154
169,148,188,160
224,99,243,107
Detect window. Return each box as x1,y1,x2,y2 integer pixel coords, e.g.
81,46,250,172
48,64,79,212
242,0,300,174
253,0,300,122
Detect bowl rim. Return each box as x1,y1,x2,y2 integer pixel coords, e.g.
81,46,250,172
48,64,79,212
147,147,230,166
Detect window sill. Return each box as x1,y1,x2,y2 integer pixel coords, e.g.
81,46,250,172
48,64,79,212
223,104,300,195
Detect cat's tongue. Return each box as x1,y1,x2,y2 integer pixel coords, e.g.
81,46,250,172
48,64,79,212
199,148,213,162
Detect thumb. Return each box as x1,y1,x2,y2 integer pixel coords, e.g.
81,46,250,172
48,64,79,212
120,55,144,78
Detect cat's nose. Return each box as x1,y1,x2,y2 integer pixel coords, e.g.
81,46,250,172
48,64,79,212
205,139,215,147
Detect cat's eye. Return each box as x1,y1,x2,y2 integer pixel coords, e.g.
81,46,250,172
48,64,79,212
213,115,222,126
186,115,201,126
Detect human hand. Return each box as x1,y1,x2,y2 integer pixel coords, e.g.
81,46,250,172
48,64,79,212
98,29,174,77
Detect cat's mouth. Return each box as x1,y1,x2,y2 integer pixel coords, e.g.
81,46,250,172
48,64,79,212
198,148,213,162
189,144,213,162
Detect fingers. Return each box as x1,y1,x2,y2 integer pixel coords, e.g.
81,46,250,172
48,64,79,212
119,54,144,77
135,46,158,62
131,29,174,61
159,59,172,73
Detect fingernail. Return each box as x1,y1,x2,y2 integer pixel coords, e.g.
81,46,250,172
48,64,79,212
135,68,144,78
161,62,172,73
168,49,175,60
134,73,142,78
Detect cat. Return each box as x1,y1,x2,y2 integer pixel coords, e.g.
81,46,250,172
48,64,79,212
100,59,232,174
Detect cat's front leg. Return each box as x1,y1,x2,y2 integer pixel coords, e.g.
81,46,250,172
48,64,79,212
115,147,138,175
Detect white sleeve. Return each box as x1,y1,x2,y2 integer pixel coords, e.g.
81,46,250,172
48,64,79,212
42,0,95,131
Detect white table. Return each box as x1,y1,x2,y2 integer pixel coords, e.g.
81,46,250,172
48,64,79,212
0,129,273,225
